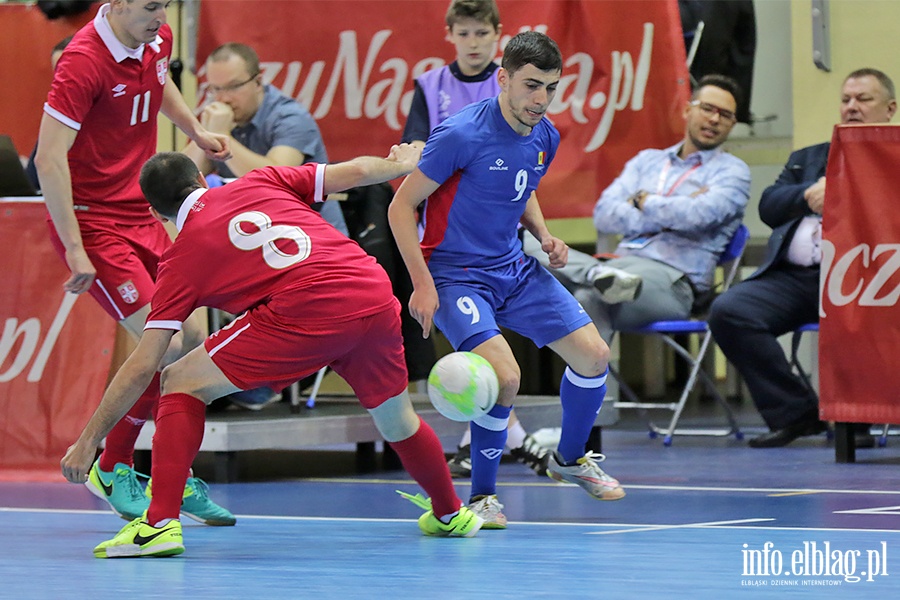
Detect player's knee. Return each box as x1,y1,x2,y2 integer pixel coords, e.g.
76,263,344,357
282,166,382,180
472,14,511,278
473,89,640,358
570,338,609,378
368,392,419,442
493,363,521,403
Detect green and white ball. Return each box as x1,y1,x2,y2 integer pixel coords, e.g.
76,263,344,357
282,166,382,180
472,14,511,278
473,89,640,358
427,351,499,422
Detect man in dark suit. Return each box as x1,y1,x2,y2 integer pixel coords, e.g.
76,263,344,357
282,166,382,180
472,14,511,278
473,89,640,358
709,68,896,448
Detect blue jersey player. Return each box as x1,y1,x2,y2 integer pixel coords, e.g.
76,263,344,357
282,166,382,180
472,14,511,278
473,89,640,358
389,31,625,528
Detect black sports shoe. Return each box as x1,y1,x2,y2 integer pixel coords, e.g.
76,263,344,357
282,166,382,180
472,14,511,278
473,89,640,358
510,435,550,476
447,444,471,478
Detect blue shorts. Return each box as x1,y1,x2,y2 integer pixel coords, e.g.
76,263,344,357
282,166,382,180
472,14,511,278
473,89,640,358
430,255,592,349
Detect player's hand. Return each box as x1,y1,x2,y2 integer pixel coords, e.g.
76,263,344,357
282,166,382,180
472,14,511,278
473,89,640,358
60,441,96,484
408,285,439,339
803,176,826,214
388,143,422,172
195,130,232,162
63,247,96,294
542,235,569,269
201,102,236,135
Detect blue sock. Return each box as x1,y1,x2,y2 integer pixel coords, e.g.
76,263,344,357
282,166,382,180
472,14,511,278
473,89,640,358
557,367,607,463
469,403,511,500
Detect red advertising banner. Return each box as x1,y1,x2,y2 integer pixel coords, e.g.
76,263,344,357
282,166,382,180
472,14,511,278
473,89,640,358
197,0,689,218
819,125,900,425
0,3,97,155
0,201,116,473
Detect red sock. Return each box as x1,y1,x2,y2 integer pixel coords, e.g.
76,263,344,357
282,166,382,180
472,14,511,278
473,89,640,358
98,372,160,471
389,418,461,519
146,393,206,524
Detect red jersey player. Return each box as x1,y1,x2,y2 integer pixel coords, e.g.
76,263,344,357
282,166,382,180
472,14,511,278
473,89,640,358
60,147,484,557
35,1,233,525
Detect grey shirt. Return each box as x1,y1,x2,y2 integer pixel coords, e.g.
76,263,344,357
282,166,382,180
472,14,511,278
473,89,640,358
215,84,347,235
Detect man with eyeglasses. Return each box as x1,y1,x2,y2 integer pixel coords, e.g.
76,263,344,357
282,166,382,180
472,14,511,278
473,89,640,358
525,73,749,342
35,0,234,526
709,68,897,449
184,42,347,236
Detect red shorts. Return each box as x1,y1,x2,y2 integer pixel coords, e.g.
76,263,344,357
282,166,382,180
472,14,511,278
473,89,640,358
204,299,409,409
48,219,171,321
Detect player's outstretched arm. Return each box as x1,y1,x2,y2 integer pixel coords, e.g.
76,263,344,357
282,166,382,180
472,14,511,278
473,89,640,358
160,75,231,162
388,168,442,338
34,114,96,294
321,143,422,194
60,329,174,484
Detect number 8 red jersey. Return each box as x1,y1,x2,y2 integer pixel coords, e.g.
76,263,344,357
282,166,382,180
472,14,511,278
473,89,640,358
146,164,395,331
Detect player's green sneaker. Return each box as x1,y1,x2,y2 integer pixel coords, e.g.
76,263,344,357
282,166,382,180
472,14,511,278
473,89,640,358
85,460,149,521
146,476,236,526
418,507,483,537
396,490,483,537
182,477,236,526
93,516,184,558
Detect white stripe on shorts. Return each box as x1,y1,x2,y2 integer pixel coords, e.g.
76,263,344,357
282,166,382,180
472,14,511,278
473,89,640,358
207,322,251,357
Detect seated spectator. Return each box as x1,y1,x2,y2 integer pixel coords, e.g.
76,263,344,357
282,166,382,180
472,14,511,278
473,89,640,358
183,42,347,236
709,68,897,449
526,74,750,342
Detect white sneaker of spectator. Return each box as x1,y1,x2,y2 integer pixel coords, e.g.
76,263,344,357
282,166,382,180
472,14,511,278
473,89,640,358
588,265,643,304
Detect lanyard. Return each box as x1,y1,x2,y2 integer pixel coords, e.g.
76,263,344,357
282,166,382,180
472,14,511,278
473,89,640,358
655,159,701,197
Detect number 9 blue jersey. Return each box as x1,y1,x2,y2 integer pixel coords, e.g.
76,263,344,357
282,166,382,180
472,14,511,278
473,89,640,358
417,97,559,269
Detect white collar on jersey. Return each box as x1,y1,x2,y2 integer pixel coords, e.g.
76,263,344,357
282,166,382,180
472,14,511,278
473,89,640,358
176,188,208,232
94,3,163,63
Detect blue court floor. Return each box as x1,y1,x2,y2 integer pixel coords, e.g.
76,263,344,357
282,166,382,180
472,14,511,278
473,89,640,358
2,411,899,599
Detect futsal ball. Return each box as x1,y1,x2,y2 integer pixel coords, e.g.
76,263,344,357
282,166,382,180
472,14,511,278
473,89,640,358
427,352,499,422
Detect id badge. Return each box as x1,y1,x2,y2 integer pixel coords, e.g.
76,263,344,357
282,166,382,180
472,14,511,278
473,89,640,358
621,236,651,249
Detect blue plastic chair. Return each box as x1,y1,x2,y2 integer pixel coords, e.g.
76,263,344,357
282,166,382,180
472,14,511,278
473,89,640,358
791,322,893,447
611,224,749,446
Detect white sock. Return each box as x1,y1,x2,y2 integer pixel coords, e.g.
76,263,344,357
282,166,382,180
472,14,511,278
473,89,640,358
152,518,175,528
506,420,527,449
458,428,471,447
439,510,459,524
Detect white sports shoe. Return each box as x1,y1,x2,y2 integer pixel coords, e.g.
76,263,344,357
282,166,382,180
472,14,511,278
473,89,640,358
468,494,508,529
547,451,625,500
590,266,643,304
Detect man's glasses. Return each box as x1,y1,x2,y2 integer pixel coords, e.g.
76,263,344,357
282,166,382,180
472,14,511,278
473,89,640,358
207,73,259,95
690,100,737,124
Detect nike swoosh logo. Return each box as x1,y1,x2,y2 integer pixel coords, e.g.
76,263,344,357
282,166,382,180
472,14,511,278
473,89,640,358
98,476,113,497
133,528,172,546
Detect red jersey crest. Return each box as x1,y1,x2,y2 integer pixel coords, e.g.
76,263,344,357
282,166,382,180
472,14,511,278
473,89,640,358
117,281,140,304
156,57,168,86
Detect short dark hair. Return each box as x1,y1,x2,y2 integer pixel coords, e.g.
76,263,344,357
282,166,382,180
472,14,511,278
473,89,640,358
845,68,896,100
52,35,73,54
501,31,562,76
139,152,203,218
446,0,500,30
693,74,743,110
208,42,260,77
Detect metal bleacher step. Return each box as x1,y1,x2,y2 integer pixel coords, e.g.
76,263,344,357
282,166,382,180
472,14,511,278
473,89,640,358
132,394,618,481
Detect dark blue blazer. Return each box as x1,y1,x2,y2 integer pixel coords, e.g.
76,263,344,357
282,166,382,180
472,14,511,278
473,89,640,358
749,142,830,279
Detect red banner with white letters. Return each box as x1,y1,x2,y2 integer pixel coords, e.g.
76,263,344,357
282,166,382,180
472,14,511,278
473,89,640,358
0,201,116,473
819,125,900,424
197,0,689,218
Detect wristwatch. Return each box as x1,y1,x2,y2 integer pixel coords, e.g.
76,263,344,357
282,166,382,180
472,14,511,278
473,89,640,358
631,192,643,210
